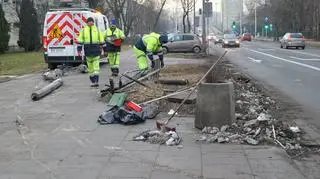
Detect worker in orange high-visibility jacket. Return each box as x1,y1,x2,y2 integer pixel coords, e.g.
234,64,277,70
77,17,104,87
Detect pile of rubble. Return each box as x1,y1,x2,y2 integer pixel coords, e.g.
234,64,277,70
197,74,305,151
133,130,182,146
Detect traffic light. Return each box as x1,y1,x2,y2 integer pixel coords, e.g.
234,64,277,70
264,25,269,29
232,21,236,29
270,24,273,31
199,8,202,15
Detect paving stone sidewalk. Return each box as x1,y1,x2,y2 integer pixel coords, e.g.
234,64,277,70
0,52,319,179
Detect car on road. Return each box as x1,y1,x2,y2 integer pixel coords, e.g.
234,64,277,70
280,33,305,49
162,33,202,54
241,33,252,41
222,34,240,48
214,35,223,44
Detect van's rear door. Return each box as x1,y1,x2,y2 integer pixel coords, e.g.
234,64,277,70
46,11,87,58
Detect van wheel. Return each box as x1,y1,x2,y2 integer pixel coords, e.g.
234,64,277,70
193,46,201,53
48,63,57,70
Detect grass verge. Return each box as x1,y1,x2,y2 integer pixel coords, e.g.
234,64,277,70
0,52,46,76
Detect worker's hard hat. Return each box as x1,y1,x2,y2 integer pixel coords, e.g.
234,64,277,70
87,17,94,23
159,35,168,44
111,18,117,26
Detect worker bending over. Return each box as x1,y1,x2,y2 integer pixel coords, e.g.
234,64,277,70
133,32,168,74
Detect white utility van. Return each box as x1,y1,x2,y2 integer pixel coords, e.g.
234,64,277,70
43,8,108,69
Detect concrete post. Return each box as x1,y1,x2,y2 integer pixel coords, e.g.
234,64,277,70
195,82,235,129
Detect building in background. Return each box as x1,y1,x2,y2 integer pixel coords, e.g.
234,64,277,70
221,0,243,32
0,0,88,46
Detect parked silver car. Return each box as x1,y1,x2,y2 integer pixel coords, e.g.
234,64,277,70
162,33,202,53
280,33,305,49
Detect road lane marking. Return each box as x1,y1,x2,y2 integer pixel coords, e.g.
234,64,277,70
250,49,320,72
248,57,262,63
257,48,276,51
289,56,320,61
288,50,320,58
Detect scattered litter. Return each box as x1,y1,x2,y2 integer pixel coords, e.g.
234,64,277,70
168,109,177,115
133,130,181,146
290,126,301,133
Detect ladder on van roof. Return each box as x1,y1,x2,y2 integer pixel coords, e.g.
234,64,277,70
48,8,96,12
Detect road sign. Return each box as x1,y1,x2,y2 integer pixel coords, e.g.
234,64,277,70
204,2,213,17
48,24,64,39
194,16,200,27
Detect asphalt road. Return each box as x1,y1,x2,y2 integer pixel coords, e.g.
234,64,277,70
212,40,320,131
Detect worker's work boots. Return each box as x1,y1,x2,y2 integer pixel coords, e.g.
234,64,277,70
90,75,99,87
111,68,119,77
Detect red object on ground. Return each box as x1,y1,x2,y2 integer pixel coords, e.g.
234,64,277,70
114,39,122,47
126,101,143,112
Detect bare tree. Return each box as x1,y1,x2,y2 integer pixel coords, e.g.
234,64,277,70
153,0,167,30
180,0,195,33
86,0,105,9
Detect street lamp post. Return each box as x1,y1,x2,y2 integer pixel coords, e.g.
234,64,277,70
202,0,206,46
254,0,257,37
194,0,196,33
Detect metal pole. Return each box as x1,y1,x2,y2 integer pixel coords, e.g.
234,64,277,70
202,0,206,47
215,2,218,27
255,0,257,37
240,0,243,35
194,0,196,33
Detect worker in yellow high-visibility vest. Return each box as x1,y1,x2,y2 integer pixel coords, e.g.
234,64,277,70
77,17,104,87
104,18,125,88
133,32,168,75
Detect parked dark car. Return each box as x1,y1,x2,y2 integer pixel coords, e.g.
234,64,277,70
222,34,240,48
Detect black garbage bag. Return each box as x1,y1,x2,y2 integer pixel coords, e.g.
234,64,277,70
98,106,146,125
119,108,146,125
98,105,120,124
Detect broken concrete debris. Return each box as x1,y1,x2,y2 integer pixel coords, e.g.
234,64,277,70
42,69,63,81
133,130,181,146
246,137,259,145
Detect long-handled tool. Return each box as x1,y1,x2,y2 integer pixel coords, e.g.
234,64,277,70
156,50,228,130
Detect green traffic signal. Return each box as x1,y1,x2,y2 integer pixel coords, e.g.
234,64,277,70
232,25,236,29
264,25,269,29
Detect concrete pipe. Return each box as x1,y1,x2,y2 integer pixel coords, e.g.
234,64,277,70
155,79,189,85
31,78,63,101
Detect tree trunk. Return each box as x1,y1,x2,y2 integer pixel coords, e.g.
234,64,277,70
153,0,167,31
182,14,187,33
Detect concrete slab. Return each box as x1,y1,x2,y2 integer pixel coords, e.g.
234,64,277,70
167,91,197,104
